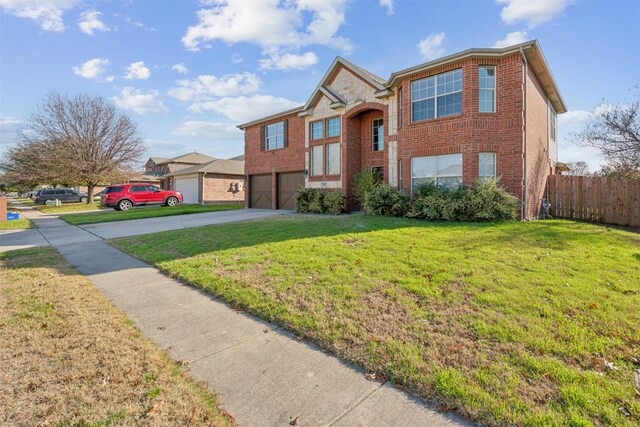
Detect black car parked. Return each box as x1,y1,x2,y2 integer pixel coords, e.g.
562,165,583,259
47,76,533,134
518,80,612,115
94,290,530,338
33,188,89,204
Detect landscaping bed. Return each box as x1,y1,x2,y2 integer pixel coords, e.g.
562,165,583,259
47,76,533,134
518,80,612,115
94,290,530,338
112,216,640,426
61,203,244,225
0,247,232,426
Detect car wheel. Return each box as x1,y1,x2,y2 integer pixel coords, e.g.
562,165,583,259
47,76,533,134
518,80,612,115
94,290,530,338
118,199,133,211
165,196,179,207
80,196,88,203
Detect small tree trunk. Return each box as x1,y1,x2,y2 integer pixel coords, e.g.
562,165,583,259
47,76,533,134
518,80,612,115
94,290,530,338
87,184,94,204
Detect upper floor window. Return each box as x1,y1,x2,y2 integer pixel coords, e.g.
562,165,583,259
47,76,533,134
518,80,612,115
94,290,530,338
398,87,403,127
548,104,557,142
311,121,323,140
264,121,285,150
372,118,384,151
411,69,462,122
326,117,340,138
479,66,496,113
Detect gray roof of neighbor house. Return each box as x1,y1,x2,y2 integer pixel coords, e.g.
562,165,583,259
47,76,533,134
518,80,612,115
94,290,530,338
155,152,216,165
148,157,168,164
237,40,566,130
229,154,245,161
165,159,245,177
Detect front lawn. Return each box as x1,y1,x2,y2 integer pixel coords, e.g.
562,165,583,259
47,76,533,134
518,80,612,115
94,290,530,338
34,202,105,214
0,218,33,230
61,203,243,225
0,247,232,426
13,197,34,205
112,216,640,426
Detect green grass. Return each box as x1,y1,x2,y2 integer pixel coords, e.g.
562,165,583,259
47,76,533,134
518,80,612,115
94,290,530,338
112,216,640,426
0,218,34,230
34,202,105,214
60,203,244,225
13,197,34,205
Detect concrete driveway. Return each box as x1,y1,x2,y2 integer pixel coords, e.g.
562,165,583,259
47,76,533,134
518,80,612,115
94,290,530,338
79,208,290,239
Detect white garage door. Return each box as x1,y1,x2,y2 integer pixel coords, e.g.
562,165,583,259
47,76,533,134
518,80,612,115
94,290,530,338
175,176,199,204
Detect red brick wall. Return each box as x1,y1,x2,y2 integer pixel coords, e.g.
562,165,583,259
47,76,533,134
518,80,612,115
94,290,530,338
396,55,525,204
525,67,552,219
244,111,306,209
202,173,245,203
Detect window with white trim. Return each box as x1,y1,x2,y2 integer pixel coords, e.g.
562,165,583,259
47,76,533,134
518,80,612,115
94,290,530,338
479,152,496,182
326,143,341,175
411,69,462,122
311,145,323,176
372,118,384,151
479,66,496,113
265,121,285,150
326,117,340,138
311,121,323,140
411,154,463,189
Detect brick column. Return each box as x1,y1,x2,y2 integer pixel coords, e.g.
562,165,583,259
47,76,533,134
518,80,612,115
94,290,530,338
0,197,7,223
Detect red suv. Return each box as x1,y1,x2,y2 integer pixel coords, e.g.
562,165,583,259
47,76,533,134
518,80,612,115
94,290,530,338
101,184,183,211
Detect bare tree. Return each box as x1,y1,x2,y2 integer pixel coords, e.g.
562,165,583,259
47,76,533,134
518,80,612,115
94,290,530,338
573,86,639,172
565,161,591,176
2,93,146,202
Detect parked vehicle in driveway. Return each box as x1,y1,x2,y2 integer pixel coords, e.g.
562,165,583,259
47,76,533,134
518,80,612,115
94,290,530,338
101,184,183,211
34,188,88,204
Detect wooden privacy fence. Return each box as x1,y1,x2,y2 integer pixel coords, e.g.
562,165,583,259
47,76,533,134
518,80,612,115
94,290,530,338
547,175,640,227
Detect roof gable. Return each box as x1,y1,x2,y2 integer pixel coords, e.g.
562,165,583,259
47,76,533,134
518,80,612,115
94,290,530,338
155,152,216,165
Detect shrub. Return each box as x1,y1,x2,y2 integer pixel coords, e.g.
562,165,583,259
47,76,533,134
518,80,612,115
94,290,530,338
353,169,377,204
295,188,345,215
363,184,409,217
468,178,519,220
407,183,447,220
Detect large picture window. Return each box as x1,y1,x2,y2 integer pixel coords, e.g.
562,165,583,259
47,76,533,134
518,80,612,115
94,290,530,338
326,117,340,138
411,69,462,122
479,66,496,113
265,121,284,150
479,152,496,182
326,143,341,175
411,154,463,189
311,145,323,176
311,121,323,140
372,118,384,151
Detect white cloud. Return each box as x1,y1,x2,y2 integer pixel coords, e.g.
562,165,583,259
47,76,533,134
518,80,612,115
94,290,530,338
231,53,244,64
172,63,188,74
558,110,592,127
168,72,261,102
259,51,318,71
124,15,157,32
379,0,394,15
124,61,151,80
493,30,528,48
105,75,115,82
0,115,23,144
189,95,299,123
497,0,572,28
78,10,109,35
181,0,352,64
172,121,243,139
0,0,78,31
72,58,110,79
112,87,168,115
418,32,445,61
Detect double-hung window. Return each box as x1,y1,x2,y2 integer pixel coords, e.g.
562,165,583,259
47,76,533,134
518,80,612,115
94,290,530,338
311,121,323,140
479,153,496,182
372,118,384,151
326,117,340,138
479,66,496,113
265,121,284,150
411,69,462,122
311,145,323,176
411,154,463,189
326,143,341,175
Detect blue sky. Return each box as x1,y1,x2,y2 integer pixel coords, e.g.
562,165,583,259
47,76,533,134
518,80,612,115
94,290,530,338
1,0,638,171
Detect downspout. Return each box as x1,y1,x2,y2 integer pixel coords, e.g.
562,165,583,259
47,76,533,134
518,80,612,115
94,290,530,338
520,46,528,221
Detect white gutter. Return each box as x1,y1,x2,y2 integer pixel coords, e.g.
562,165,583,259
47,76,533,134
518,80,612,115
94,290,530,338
520,46,528,221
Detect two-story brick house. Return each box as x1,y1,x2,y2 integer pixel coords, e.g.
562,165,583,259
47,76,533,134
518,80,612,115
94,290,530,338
238,40,566,219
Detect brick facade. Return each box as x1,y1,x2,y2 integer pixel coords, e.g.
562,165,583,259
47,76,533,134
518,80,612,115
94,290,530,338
201,173,245,204
0,197,6,223
241,42,565,219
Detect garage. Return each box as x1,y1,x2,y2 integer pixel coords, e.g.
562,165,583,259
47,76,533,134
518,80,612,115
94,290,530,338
174,175,199,204
250,174,272,209
278,171,304,210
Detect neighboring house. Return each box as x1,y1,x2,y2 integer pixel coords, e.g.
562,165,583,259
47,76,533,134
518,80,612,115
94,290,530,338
164,159,245,204
238,40,566,219
143,152,217,190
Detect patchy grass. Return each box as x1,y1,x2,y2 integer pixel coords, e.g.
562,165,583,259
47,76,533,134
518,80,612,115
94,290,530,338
112,216,640,426
0,218,33,230
0,247,233,426
61,203,244,225
33,202,105,214
13,197,34,205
